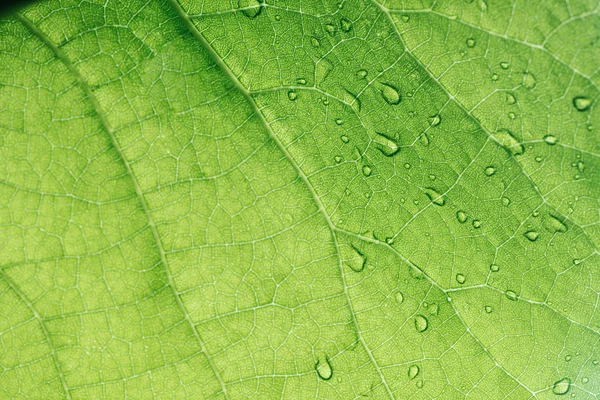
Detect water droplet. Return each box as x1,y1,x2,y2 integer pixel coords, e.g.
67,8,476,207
425,187,445,206
502,197,511,206
523,72,536,89
341,135,349,143
535,156,543,162
315,357,333,380
325,23,336,35
429,114,442,127
334,155,342,163
500,61,509,69
395,291,404,304
240,0,263,19
473,220,482,229
362,165,372,176
297,78,307,85
544,135,558,145
484,166,496,176
524,230,539,242
552,378,571,395
288,90,298,101
478,0,488,11
456,273,466,284
344,89,361,113
357,69,367,78
505,290,518,301
490,264,500,272
404,163,411,169
401,15,410,22
544,214,567,233
335,118,343,126
491,73,499,81
508,112,516,119
420,133,430,147
374,132,400,156
565,354,572,362
485,305,493,313
343,245,366,272
506,93,517,104
573,96,592,111
311,36,321,47
340,17,352,32
385,237,394,245
415,315,428,332
456,211,468,223
576,161,584,172
408,365,420,379
466,38,476,47
582,377,589,384
275,14,281,21
493,129,524,156
381,83,401,105
416,380,424,388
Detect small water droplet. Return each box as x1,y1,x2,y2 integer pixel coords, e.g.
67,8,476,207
524,230,539,242
288,90,298,101
297,78,307,85
357,69,367,78
381,83,401,105
491,73,499,81
395,291,404,304
374,132,400,156
456,211,468,223
428,114,442,127
576,161,584,172
500,61,509,69
315,357,333,380
429,174,436,180
408,365,420,379
573,96,592,112
341,135,349,143
456,273,466,284
335,118,343,126
420,133,430,147
544,135,558,145
362,165,372,176
343,89,361,113
404,163,411,169
494,129,524,156
490,264,500,272
415,315,428,332
473,220,482,229
416,380,424,388
485,305,493,313
343,245,366,272
523,72,536,89
505,290,518,301
401,15,410,22
544,214,567,233
425,187,445,206
466,38,476,47
502,197,511,206
311,36,321,47
565,355,572,362
274,14,281,21
508,112,516,119
385,237,394,245
340,17,352,32
506,93,516,104
325,23,336,35
552,378,571,395
484,166,496,176
239,0,263,19
478,0,488,11
535,156,543,162
582,377,589,384
334,155,342,163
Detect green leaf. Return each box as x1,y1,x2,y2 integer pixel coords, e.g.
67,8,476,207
0,0,598,398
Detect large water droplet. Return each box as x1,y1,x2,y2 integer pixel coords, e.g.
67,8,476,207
425,187,445,206
315,357,333,380
544,214,567,233
408,365,420,379
524,230,539,242
429,114,442,127
493,129,524,156
505,290,518,301
456,211,468,223
239,0,263,19
544,135,558,145
374,132,400,156
415,315,428,332
523,72,536,89
381,83,401,105
340,17,352,32
552,378,571,395
573,96,592,111
456,273,466,284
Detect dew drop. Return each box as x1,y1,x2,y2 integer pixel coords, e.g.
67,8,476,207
381,83,401,105
416,380,424,388
239,0,263,19
311,36,321,47
493,129,524,156
576,161,584,172
401,15,410,22
506,93,517,104
582,377,589,384
428,114,442,127
500,61,509,69
386,237,394,245
491,73,499,81
573,96,592,111
456,211,468,223
524,230,539,242
315,357,333,380
415,315,428,332
502,197,511,206
505,290,518,301
343,89,361,113
420,133,430,147
535,156,543,162
456,273,466,284
544,135,558,145
485,305,493,313
466,38,476,47
565,354,572,362
552,378,571,395
334,155,342,163
340,17,352,32
408,365,420,379
523,72,536,89
288,90,298,101
544,214,567,233
335,118,343,125
508,112,517,120
473,220,482,229
341,135,349,143
362,165,372,176
478,0,488,11
297,78,307,85
490,264,500,272
274,14,281,21
484,166,496,176
395,291,404,304
324,23,336,35
425,187,445,206
404,163,411,169
343,245,366,272
357,69,368,78
374,132,400,156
